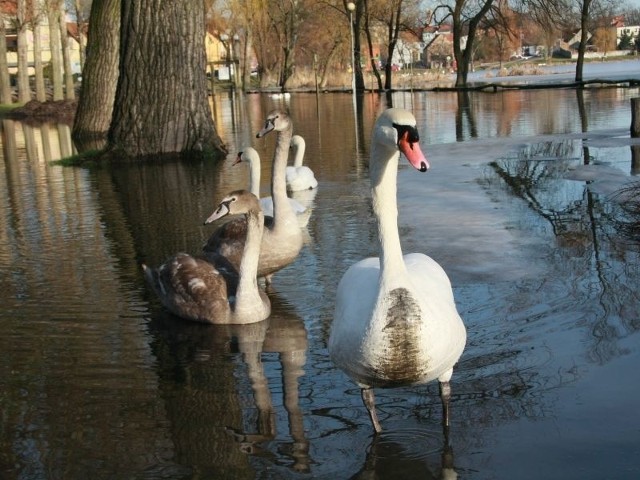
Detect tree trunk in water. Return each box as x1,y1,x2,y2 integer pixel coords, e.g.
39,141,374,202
353,2,364,91
72,0,120,148
108,0,225,158
383,59,392,90
242,27,252,91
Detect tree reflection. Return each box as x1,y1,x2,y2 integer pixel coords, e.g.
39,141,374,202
487,140,640,365
631,145,640,175
455,90,477,141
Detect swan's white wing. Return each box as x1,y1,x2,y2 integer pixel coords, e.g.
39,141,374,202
260,195,308,229
404,253,456,304
286,166,318,191
329,258,380,369
405,253,466,378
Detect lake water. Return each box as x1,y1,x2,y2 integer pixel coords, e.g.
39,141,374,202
1,82,640,479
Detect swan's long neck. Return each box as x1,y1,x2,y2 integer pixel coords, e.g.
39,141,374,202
293,140,305,167
272,127,296,227
248,157,261,198
234,210,265,314
370,142,408,288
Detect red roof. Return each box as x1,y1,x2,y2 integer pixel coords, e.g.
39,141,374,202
0,0,17,16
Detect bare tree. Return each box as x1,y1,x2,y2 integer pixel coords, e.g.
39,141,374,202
16,0,31,102
365,0,405,90
72,0,90,70
574,0,592,82
268,0,305,90
31,0,46,101
58,0,75,99
0,8,12,103
448,0,496,87
46,0,64,100
363,0,382,90
572,0,620,82
516,0,565,61
344,0,365,91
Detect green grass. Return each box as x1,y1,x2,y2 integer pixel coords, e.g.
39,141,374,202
0,103,24,114
52,149,104,168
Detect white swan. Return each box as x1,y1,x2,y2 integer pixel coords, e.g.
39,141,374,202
143,190,270,324
286,135,318,192
269,92,291,100
233,147,310,227
203,110,304,284
328,108,467,433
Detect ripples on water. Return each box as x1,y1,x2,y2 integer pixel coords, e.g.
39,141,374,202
1,86,640,479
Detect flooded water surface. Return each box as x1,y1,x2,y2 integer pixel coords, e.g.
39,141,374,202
1,84,640,479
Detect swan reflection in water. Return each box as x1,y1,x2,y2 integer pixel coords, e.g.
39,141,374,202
148,293,310,475
225,298,310,473
351,428,456,480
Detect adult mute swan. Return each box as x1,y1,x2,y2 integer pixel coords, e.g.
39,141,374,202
234,147,310,227
143,190,270,325
203,110,304,284
286,135,318,192
328,108,467,433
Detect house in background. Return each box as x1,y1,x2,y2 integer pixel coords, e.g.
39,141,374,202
612,15,640,48
205,31,232,79
1,1,85,77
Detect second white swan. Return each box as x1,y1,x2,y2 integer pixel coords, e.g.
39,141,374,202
286,135,318,192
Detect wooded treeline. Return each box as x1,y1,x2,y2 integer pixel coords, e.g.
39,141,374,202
209,0,638,90
1,0,639,160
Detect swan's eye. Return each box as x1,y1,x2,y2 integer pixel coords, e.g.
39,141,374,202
220,198,233,210
266,115,279,127
393,123,420,145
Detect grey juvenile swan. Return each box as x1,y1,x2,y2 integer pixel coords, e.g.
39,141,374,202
143,190,270,324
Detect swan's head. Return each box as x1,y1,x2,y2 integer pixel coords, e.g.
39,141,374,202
233,147,259,166
256,110,291,138
204,190,261,224
373,108,430,172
